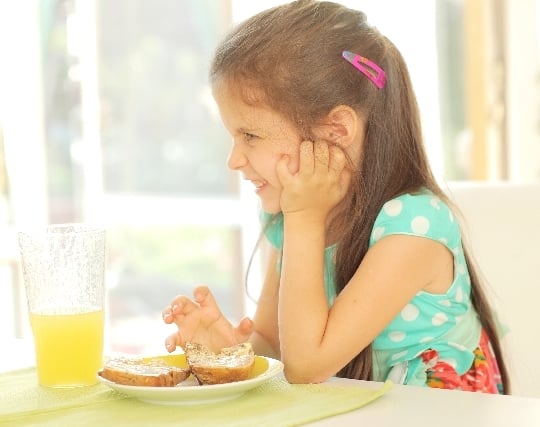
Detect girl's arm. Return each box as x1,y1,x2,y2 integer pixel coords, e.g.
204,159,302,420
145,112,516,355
276,142,453,383
280,225,452,383
248,242,281,359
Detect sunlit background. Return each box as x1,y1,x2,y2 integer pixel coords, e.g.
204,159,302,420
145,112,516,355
0,0,538,355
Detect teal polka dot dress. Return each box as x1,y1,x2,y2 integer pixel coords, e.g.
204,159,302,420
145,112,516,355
368,192,481,385
262,191,482,386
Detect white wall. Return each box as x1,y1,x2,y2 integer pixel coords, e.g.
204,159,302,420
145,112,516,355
505,0,540,180
446,181,540,397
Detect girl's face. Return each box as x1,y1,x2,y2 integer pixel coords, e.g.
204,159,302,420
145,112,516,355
213,83,302,213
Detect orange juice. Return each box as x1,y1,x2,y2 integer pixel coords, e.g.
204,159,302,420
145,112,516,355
30,310,104,387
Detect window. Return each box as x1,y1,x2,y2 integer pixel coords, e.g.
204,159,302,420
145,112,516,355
1,0,538,353
1,0,254,355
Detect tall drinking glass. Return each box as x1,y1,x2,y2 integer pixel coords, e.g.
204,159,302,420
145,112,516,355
18,223,106,388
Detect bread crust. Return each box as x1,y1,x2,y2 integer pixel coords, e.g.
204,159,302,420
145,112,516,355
185,342,255,385
99,357,190,387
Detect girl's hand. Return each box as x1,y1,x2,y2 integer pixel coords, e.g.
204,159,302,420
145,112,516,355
162,285,253,353
276,141,351,222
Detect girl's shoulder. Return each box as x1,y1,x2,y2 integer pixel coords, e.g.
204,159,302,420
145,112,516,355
370,191,460,247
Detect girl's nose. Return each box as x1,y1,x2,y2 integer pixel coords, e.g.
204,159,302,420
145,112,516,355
227,144,248,170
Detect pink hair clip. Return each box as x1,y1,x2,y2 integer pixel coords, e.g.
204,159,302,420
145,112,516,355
342,51,386,89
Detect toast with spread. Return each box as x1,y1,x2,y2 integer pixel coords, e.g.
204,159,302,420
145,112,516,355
98,357,190,387
98,342,255,387
185,342,255,385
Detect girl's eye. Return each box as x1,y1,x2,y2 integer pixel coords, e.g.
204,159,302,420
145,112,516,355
243,132,258,144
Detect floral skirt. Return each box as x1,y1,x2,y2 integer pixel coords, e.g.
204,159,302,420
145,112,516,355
421,330,504,394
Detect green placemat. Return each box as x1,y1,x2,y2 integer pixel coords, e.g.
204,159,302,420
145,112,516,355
0,368,392,426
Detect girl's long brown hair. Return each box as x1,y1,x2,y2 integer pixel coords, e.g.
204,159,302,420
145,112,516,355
210,0,510,393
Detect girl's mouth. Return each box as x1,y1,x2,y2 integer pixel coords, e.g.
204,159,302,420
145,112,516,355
252,180,267,193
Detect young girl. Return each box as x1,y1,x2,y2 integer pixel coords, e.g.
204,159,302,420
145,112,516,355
162,0,509,394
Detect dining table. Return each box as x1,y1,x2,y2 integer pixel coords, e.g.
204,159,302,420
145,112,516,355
2,339,540,426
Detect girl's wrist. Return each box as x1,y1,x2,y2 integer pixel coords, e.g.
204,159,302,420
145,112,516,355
282,210,327,229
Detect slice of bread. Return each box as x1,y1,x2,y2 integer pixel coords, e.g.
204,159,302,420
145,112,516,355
98,357,190,387
185,342,255,385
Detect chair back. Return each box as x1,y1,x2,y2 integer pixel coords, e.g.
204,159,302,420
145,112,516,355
446,181,540,397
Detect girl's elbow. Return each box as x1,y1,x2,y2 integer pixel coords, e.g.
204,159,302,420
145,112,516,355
283,365,330,384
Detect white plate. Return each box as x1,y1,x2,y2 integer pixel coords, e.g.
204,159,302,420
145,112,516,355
97,353,284,406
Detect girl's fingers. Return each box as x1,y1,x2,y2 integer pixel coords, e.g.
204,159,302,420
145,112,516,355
313,141,330,173
329,145,351,197
329,145,347,175
164,294,190,320
162,307,173,323
173,296,200,315
237,316,254,339
164,332,183,353
193,285,219,310
340,167,352,190
276,154,292,185
298,140,315,175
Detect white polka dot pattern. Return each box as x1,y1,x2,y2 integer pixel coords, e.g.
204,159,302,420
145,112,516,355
401,304,419,321
432,312,448,326
370,192,479,382
449,342,467,351
372,226,385,242
384,199,403,216
389,331,406,342
411,216,430,234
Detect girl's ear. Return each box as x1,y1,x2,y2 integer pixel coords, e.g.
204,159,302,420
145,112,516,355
316,105,363,148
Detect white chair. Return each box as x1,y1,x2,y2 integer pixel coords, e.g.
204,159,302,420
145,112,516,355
445,181,540,398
